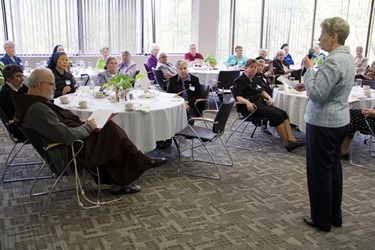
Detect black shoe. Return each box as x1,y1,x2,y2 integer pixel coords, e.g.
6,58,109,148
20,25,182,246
148,157,168,168
156,139,172,149
331,221,342,228
285,141,305,152
109,184,141,195
303,216,331,232
341,153,349,160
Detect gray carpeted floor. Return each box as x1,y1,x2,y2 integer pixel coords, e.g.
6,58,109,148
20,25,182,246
1,110,375,250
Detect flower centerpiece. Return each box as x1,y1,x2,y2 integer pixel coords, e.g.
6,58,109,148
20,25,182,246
102,73,146,101
203,54,218,68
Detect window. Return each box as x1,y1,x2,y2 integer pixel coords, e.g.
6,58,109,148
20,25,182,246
144,0,192,54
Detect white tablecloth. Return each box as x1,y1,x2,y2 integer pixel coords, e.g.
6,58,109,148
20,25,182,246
56,90,188,152
273,88,375,133
188,69,220,85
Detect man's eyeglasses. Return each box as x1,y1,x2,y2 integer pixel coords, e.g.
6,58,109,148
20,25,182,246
41,81,55,87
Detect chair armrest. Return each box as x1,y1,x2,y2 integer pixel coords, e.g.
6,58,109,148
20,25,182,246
188,117,215,123
6,120,15,125
195,98,208,103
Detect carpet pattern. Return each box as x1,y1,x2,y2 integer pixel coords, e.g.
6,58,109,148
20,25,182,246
1,111,375,250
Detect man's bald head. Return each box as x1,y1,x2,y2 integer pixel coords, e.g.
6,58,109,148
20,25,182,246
27,67,56,100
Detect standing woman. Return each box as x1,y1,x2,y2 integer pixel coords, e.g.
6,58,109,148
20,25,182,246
47,52,76,98
233,58,305,152
302,17,354,232
0,41,24,69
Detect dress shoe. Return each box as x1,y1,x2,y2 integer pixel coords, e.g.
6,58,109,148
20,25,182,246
303,216,331,232
340,153,349,160
148,157,168,168
285,141,306,152
109,184,141,195
331,221,342,228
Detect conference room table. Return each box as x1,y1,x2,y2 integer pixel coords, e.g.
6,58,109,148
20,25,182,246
55,90,188,152
273,87,375,133
188,68,220,85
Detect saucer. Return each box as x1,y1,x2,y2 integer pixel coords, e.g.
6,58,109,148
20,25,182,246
76,105,89,109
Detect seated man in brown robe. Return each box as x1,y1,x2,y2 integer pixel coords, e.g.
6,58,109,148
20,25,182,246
12,67,167,195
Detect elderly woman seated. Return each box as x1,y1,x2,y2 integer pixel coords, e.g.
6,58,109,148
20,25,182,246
272,49,294,76
341,108,375,160
96,56,118,86
117,50,137,78
96,46,110,70
0,64,28,140
156,51,177,87
0,40,24,69
233,59,305,152
47,51,76,98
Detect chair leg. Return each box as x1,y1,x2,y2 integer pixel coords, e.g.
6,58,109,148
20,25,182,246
225,118,262,151
349,136,375,171
3,141,52,183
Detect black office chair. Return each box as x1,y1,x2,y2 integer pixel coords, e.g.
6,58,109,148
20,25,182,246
20,126,122,217
0,107,48,183
172,99,234,180
225,86,269,151
194,84,211,117
349,116,375,170
152,68,167,91
211,70,241,107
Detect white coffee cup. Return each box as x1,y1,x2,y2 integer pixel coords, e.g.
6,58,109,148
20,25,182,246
363,90,372,98
278,84,285,91
60,96,70,104
94,91,104,98
363,85,370,90
78,100,88,108
125,102,134,111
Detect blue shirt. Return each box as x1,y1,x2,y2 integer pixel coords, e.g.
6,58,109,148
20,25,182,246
226,55,248,66
304,46,355,128
0,54,24,69
284,54,294,65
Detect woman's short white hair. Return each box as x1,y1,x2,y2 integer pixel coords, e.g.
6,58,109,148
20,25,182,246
3,40,15,49
276,49,285,56
149,43,159,53
259,48,268,56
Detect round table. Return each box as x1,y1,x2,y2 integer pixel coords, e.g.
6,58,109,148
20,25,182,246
55,90,188,152
273,87,375,133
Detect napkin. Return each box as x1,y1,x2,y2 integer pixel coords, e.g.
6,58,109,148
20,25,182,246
134,105,150,113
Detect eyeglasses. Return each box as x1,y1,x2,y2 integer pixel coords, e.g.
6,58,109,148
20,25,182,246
41,81,55,87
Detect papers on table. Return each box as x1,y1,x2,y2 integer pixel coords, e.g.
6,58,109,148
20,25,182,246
87,110,116,131
277,75,297,89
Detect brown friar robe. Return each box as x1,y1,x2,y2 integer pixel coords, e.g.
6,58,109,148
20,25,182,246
12,94,151,186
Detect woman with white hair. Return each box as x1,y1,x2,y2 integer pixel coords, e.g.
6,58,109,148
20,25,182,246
0,41,24,69
96,46,110,70
145,43,160,80
156,51,177,81
272,49,293,75
354,45,368,75
118,50,137,77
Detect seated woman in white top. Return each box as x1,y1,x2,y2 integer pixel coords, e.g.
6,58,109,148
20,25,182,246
155,51,177,85
117,50,137,78
96,56,118,86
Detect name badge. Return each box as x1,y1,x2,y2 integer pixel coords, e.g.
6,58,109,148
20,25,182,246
65,80,71,86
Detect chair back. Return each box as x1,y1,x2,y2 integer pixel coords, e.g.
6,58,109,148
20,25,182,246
195,84,210,115
144,63,154,80
362,79,375,89
0,106,26,142
212,99,234,135
19,126,68,175
80,74,91,86
152,68,167,90
217,70,241,89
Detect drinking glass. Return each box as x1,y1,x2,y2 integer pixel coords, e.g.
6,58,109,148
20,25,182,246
354,80,362,91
